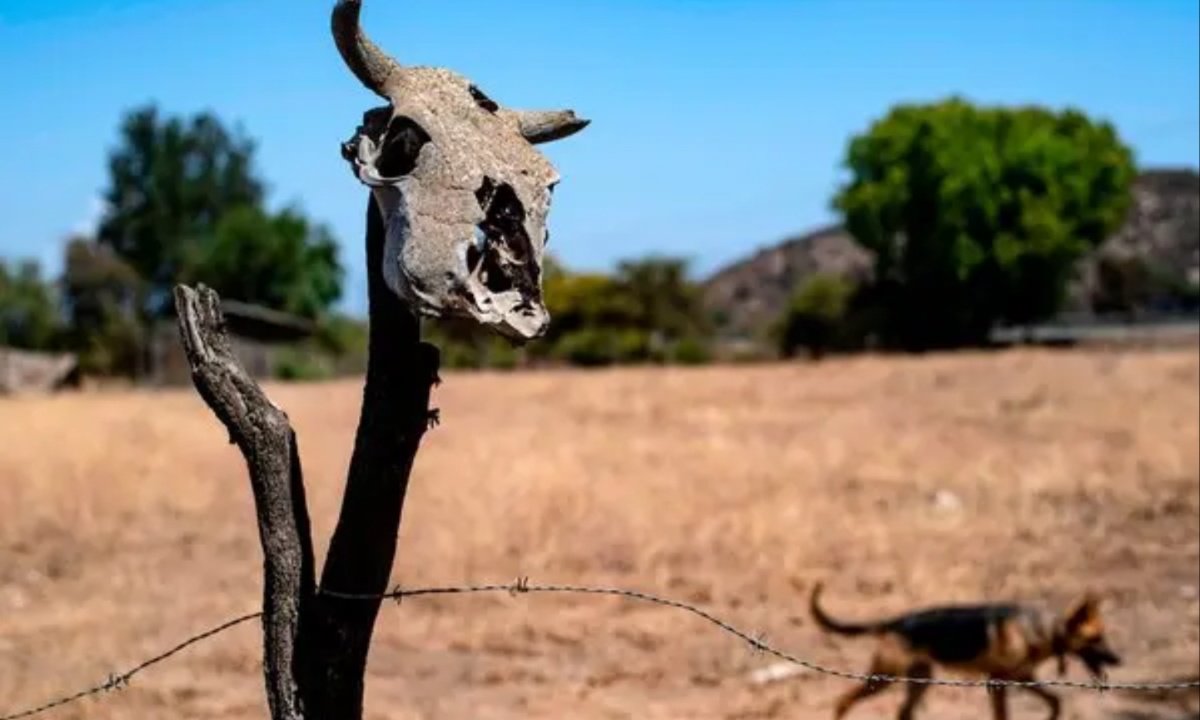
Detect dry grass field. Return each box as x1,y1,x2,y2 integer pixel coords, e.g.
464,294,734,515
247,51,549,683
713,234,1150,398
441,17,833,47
1,347,1198,720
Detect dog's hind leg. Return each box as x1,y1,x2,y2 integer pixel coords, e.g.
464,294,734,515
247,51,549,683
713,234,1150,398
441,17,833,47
1015,680,1061,720
896,662,932,720
832,654,904,719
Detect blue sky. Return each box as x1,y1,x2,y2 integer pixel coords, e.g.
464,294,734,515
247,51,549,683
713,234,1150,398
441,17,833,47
2,0,1197,315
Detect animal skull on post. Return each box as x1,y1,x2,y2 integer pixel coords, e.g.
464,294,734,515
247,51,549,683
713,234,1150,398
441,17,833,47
332,0,589,342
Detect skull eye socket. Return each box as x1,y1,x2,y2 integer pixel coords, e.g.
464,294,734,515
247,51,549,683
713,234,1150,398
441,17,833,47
468,84,500,113
377,115,432,178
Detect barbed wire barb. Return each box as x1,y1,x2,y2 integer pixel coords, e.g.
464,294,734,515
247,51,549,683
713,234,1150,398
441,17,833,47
2,581,1197,720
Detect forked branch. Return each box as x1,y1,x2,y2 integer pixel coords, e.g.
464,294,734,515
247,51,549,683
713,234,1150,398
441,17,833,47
173,284,315,720
173,197,440,720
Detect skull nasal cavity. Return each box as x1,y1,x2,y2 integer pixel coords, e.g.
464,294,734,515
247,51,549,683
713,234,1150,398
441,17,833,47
475,176,534,277
378,116,431,178
475,177,526,224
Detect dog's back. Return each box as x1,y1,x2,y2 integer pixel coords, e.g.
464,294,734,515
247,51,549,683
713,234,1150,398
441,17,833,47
879,603,1051,669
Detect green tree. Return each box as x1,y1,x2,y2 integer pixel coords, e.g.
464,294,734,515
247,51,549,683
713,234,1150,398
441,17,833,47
613,256,708,338
542,271,640,336
60,237,145,376
613,255,712,361
0,259,62,351
538,270,644,365
833,98,1136,350
773,273,857,359
97,105,265,316
181,205,343,319
95,104,344,322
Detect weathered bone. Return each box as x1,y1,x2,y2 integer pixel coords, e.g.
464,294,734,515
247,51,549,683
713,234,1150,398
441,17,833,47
332,0,589,343
505,109,591,145
331,0,402,98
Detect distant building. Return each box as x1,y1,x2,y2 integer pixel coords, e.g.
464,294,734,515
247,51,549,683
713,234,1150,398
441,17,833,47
148,299,319,386
0,348,80,395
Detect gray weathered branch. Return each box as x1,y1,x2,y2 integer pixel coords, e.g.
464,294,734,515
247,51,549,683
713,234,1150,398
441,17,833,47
173,284,315,720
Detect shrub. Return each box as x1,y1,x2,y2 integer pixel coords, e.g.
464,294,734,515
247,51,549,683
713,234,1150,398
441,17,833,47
775,273,857,359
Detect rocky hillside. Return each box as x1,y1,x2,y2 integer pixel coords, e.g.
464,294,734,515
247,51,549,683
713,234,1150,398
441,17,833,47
1073,168,1200,304
702,224,870,339
703,168,1200,338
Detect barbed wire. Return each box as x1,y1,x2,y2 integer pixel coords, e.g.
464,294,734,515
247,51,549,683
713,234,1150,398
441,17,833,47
3,579,1197,720
0,612,261,720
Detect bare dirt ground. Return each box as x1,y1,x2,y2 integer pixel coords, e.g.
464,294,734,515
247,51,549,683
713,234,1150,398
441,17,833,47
1,348,1198,720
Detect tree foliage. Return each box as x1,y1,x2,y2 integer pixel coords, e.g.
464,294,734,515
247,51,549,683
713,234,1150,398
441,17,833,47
773,273,858,359
94,104,343,321
833,97,1136,350
0,259,62,351
613,256,709,340
60,237,145,375
29,103,351,380
96,105,265,315
540,255,711,366
181,205,343,319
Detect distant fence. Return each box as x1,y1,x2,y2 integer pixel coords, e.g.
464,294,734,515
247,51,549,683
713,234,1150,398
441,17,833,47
2,579,1197,720
991,314,1200,348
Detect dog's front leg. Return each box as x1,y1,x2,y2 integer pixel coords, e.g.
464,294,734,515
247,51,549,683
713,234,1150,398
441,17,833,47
987,683,1009,720
1017,683,1061,720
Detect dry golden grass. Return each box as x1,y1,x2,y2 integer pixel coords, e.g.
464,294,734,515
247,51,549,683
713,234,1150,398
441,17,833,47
1,347,1197,719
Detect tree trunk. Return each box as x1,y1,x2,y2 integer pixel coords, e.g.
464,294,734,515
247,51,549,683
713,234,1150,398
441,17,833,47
173,195,439,720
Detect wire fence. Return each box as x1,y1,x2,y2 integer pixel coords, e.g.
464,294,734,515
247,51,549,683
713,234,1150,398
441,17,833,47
3,578,1198,720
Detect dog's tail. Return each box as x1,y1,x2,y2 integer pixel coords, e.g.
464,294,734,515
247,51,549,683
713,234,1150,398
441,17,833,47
808,582,883,637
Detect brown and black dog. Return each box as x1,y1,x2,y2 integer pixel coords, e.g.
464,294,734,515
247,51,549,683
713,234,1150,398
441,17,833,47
808,582,1121,719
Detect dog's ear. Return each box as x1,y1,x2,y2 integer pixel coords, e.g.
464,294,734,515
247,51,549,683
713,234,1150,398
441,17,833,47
1063,591,1102,632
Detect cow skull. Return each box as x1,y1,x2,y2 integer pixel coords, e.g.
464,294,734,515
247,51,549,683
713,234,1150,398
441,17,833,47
332,0,589,342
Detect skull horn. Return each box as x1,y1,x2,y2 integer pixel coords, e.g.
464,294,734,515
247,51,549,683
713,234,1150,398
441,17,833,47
511,110,592,145
331,0,403,98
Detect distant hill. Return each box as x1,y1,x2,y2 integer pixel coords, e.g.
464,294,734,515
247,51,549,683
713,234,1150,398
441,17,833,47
702,168,1200,338
701,224,870,339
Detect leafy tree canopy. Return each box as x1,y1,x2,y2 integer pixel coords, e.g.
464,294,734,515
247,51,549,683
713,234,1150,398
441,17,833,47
0,259,62,351
60,236,144,375
833,97,1136,350
773,273,857,359
612,256,709,340
94,104,343,319
181,205,343,319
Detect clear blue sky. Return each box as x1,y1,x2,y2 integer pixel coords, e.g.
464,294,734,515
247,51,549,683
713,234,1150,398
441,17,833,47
2,0,1197,315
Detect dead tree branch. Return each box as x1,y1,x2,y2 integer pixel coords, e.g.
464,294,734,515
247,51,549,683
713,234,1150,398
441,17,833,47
173,284,315,720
